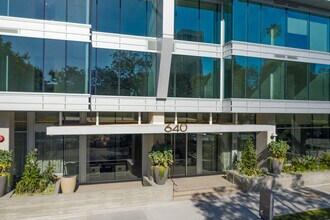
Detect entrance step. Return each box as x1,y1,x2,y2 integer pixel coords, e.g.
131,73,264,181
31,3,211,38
172,175,240,201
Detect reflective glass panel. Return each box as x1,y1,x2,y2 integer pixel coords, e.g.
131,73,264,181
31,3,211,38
309,64,330,101
310,15,329,52
224,0,232,42
44,39,66,93
261,5,286,46
45,0,66,22
66,41,89,93
232,56,246,98
233,0,247,41
92,49,156,96
0,36,43,92
121,0,147,36
286,61,308,100
248,2,261,43
175,0,199,42
260,59,285,99
67,0,88,24
93,0,120,33
287,10,308,49
1,0,44,19
199,1,220,43
169,55,220,98
246,57,260,98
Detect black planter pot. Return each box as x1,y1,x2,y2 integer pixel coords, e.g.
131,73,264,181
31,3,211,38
152,166,169,185
272,159,284,175
0,175,7,197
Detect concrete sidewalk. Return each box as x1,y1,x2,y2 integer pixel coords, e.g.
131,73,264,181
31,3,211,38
28,186,330,220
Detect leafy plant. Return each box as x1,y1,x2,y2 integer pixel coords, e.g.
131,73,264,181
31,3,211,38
15,149,55,195
269,140,290,160
237,138,261,176
148,143,173,177
0,149,13,185
319,153,330,167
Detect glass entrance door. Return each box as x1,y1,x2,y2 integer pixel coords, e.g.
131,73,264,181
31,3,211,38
165,134,197,176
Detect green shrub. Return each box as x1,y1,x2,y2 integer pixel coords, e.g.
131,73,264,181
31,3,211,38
319,153,330,167
0,149,13,185
237,138,262,176
15,149,55,195
284,154,330,173
269,140,290,160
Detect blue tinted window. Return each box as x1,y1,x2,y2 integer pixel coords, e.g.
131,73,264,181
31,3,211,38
3,0,44,19
248,3,260,43
233,0,247,41
199,2,220,43
94,0,119,33
224,1,232,42
261,5,286,46
147,0,157,37
287,10,308,49
175,0,199,42
310,15,329,52
45,0,66,22
68,0,88,24
121,0,147,36
246,57,260,98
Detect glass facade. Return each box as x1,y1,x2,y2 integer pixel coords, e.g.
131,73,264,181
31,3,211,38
91,0,157,37
169,55,220,98
225,1,330,52
0,0,89,23
87,134,142,183
175,0,221,44
0,36,89,93
276,114,330,157
91,49,156,96
226,56,330,101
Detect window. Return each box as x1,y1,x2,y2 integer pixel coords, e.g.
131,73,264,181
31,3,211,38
232,56,246,98
310,15,329,52
169,55,220,98
261,5,286,46
92,49,156,96
309,64,330,101
286,61,308,100
287,10,308,49
175,0,220,44
233,0,247,41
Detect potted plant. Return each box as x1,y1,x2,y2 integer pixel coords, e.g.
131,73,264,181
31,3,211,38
148,143,173,185
268,140,290,175
0,149,13,197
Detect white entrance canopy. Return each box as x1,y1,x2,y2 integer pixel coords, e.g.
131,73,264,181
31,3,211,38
47,124,276,136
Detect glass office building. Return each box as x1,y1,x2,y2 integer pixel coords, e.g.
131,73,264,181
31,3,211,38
0,0,329,184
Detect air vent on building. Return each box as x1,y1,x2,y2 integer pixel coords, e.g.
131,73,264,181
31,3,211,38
274,54,285,59
0,28,19,34
287,55,298,60
148,40,156,51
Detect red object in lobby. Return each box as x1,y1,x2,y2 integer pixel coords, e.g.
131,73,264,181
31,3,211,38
0,136,4,143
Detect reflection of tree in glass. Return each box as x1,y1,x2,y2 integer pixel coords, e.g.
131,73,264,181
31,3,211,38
232,57,245,98
46,66,86,93
266,24,281,45
246,64,258,98
92,50,153,96
0,37,42,92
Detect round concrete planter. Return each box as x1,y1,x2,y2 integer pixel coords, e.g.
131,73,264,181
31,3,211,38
0,175,7,197
60,175,77,193
272,159,284,175
153,166,169,185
